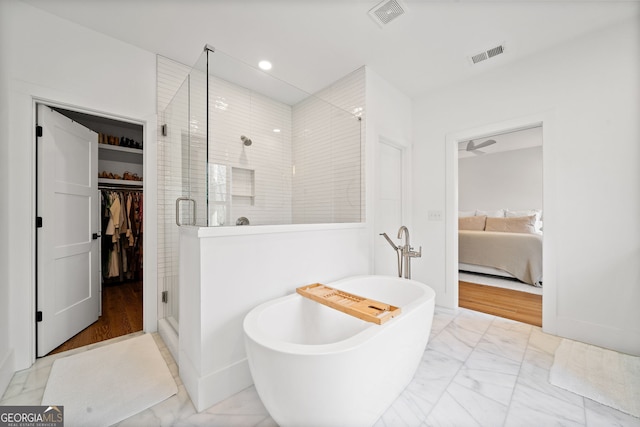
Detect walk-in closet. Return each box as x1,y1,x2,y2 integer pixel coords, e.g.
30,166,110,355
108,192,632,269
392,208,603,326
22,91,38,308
36,105,144,356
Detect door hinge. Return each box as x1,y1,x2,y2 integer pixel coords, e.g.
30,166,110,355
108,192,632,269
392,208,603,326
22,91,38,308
36,125,43,137
161,291,168,304
36,311,43,322
36,217,43,228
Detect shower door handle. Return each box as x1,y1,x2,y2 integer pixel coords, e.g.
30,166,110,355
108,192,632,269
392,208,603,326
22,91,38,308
176,197,197,226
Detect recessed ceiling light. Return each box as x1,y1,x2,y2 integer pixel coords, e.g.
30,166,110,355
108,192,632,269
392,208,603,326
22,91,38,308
258,60,272,71
273,128,281,133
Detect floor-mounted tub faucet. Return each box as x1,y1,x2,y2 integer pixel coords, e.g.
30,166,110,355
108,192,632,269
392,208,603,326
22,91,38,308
380,226,422,279
397,226,422,279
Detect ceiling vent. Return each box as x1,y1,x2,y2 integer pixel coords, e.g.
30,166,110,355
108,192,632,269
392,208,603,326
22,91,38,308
469,44,505,65
368,0,407,27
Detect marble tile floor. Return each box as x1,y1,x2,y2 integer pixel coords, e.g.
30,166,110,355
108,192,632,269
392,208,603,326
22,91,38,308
2,309,639,426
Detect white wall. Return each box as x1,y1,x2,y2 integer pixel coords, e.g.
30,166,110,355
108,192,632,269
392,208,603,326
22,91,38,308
458,146,542,212
412,18,640,355
366,68,414,276
0,2,12,395
0,0,158,386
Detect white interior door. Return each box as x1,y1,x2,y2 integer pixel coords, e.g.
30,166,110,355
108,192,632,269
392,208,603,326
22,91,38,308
374,140,404,276
36,105,100,357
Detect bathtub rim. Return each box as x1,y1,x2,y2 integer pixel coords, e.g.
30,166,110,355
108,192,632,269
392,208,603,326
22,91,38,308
243,275,435,356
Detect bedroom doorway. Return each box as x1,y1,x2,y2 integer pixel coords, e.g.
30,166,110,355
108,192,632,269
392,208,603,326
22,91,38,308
456,125,543,326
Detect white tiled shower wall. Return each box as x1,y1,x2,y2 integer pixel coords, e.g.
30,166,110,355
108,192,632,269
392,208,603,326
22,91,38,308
292,67,365,223
156,55,365,320
208,75,294,226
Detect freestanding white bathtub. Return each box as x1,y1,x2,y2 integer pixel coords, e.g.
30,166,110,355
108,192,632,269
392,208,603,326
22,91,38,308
243,275,436,427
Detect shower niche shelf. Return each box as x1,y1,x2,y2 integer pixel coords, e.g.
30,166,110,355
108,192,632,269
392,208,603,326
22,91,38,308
231,167,255,205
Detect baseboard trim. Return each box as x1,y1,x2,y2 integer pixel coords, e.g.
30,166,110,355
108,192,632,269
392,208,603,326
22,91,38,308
157,318,179,363
557,316,640,356
179,351,253,412
0,349,15,400
434,305,458,316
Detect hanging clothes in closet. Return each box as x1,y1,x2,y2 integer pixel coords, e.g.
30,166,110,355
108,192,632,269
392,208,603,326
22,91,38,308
100,189,143,282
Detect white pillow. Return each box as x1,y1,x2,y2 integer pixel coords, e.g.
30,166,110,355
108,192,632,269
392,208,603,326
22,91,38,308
476,209,505,218
458,210,476,218
506,209,542,232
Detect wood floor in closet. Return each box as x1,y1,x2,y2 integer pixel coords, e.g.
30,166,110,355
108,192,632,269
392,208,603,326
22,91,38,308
458,281,542,327
47,281,143,356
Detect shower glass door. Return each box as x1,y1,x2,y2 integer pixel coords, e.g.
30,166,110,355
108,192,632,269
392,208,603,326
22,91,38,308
159,76,187,330
159,51,209,331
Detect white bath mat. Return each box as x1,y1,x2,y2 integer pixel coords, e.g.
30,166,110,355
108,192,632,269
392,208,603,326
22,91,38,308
549,339,640,418
42,334,177,427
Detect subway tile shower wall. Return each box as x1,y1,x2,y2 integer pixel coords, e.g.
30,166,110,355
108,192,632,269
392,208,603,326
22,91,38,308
158,54,365,228
292,68,365,224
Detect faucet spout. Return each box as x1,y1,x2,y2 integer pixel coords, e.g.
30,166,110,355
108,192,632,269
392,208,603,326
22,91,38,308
397,225,410,248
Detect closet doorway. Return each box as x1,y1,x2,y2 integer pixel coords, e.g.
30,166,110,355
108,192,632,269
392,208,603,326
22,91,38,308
36,104,144,357
456,125,543,326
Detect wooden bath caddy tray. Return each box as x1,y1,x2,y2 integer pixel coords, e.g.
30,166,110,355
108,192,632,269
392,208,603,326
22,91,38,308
296,283,401,325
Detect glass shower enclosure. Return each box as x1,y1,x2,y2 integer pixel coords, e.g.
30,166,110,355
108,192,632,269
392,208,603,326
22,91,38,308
160,46,363,330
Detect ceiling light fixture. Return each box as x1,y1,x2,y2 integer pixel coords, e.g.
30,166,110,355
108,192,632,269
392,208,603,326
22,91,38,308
273,128,281,133
258,60,272,71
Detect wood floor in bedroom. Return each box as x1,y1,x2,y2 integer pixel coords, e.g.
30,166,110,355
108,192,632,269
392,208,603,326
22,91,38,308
459,281,542,327
47,280,143,356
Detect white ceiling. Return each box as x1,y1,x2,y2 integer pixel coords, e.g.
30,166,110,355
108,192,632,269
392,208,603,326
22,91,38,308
22,0,639,97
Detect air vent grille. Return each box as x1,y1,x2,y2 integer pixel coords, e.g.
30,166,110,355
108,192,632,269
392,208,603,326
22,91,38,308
471,52,488,64
369,0,406,27
486,45,504,58
469,44,505,65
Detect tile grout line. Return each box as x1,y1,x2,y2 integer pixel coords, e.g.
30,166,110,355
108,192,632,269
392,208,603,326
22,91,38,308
420,309,486,425
501,324,535,427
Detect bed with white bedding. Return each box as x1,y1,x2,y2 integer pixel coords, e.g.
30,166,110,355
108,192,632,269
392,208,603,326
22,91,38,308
458,229,542,286
458,210,543,287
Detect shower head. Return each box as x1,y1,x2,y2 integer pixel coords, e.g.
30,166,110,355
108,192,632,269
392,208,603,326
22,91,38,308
241,135,252,146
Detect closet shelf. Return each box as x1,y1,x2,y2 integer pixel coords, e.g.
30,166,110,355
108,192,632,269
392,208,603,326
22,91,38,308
99,144,143,155
98,178,143,187
99,144,143,164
